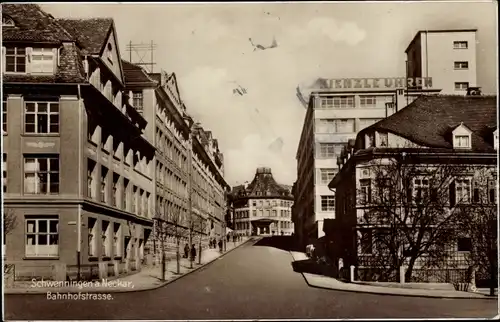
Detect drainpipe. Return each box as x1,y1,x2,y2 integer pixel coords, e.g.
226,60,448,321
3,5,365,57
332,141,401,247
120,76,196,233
77,84,83,281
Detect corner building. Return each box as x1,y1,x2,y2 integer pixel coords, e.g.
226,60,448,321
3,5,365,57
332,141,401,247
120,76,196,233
3,5,156,280
230,168,294,236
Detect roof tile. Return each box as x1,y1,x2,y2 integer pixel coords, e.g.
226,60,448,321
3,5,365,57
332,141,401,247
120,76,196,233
56,18,113,55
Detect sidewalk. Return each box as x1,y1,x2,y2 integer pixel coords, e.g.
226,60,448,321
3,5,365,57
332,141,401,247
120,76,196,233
5,238,251,295
289,251,498,300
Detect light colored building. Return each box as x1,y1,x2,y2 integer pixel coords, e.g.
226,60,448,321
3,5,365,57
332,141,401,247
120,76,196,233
229,168,294,236
405,29,478,94
293,82,440,249
3,5,156,280
328,94,497,283
121,61,229,257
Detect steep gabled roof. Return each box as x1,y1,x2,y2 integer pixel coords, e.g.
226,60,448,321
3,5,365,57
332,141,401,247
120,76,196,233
2,4,74,43
231,168,293,199
357,95,497,152
57,18,113,55
121,59,158,85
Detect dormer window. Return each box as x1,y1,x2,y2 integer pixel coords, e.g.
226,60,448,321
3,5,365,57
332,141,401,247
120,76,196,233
365,132,375,148
2,15,15,27
455,135,470,148
452,123,472,149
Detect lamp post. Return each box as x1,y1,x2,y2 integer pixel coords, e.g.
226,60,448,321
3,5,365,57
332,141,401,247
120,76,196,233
183,115,195,269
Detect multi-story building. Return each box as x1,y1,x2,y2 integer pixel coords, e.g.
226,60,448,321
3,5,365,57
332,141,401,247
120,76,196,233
328,93,497,283
121,60,229,256
2,4,156,279
293,81,441,249
405,29,478,94
229,167,294,236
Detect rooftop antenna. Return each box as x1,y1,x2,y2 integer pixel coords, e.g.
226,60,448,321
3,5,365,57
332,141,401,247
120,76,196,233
125,40,157,73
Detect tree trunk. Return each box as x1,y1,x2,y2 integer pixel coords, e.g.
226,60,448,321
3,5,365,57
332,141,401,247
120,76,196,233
198,234,202,265
176,240,180,274
405,255,418,283
189,229,193,269
161,251,166,281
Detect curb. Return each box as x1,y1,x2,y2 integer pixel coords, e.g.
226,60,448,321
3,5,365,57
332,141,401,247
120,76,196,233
289,251,498,300
5,238,253,295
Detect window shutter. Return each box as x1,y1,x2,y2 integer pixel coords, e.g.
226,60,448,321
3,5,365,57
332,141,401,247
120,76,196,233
26,47,33,74
449,181,456,207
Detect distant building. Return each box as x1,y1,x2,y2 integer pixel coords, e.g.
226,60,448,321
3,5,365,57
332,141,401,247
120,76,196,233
405,29,478,94
229,168,294,236
328,94,497,282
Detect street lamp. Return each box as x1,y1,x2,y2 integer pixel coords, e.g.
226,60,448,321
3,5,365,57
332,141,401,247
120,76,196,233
183,115,195,269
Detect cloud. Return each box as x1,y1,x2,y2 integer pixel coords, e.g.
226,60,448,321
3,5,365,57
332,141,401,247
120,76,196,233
224,134,295,186
286,17,366,48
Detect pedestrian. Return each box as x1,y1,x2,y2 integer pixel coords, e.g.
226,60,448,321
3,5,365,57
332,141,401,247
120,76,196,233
183,243,189,259
218,239,223,252
190,244,196,262
227,234,230,242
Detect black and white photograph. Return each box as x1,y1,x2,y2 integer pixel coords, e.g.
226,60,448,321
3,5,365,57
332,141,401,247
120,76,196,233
1,1,498,320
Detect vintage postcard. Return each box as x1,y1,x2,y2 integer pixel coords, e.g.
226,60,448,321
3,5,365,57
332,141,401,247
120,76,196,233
1,1,498,320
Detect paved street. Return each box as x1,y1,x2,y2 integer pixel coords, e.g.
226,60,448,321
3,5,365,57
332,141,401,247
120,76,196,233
4,238,498,320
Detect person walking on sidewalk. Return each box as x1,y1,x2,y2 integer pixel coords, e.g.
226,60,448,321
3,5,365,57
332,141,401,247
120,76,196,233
190,244,197,262
218,239,223,252
184,243,189,259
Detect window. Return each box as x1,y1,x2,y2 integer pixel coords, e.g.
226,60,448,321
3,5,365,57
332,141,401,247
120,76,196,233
102,221,110,257
488,179,497,204
101,167,108,203
457,237,472,252
454,61,469,70
2,100,6,134
132,91,143,111
320,168,337,184
413,178,430,203
359,229,373,255
456,178,471,204
319,143,336,158
25,101,59,134
113,223,121,257
320,96,355,109
24,156,59,194
453,41,468,49
360,179,371,204
316,119,354,133
454,82,469,91
106,43,113,64
87,159,96,199
5,47,26,73
379,132,388,147
366,133,375,148
252,210,256,217
454,135,470,148
88,218,96,256
320,195,335,211
377,178,391,202
272,210,277,217
25,217,58,257
31,48,55,74
359,118,381,130
2,154,6,193
360,96,377,107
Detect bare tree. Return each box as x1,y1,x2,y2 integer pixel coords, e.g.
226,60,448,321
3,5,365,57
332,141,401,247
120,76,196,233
194,216,209,265
154,203,186,278
3,208,17,242
355,150,490,282
453,167,498,294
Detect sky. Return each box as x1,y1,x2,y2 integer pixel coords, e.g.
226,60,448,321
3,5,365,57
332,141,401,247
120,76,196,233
41,1,498,187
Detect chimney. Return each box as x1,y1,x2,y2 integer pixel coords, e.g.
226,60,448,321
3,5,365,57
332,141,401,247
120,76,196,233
385,102,396,117
395,88,406,112
467,86,482,96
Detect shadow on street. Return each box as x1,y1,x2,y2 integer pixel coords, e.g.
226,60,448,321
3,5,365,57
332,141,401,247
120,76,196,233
291,259,337,277
252,236,301,252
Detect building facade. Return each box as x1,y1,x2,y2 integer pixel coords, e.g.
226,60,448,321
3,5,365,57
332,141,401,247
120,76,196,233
2,5,156,280
405,29,478,94
229,168,294,236
293,85,441,249
121,59,228,257
328,94,497,283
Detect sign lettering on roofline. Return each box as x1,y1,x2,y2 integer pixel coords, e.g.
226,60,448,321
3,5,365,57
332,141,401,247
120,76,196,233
317,77,433,90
